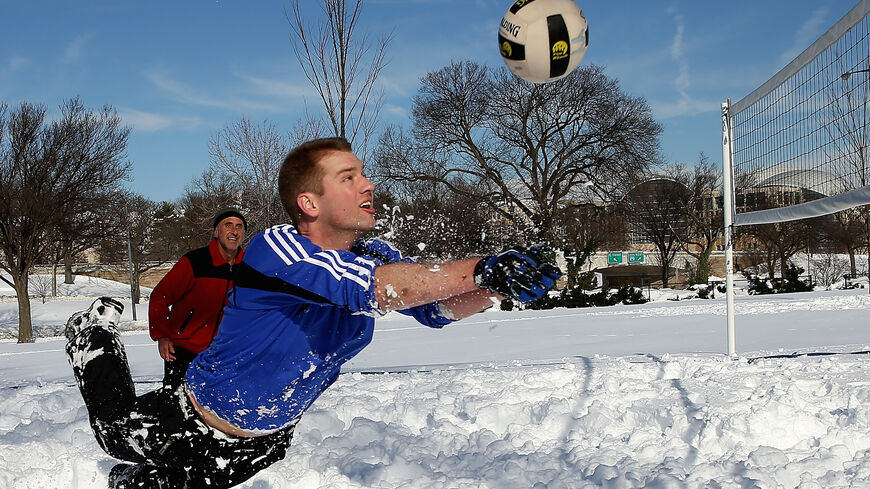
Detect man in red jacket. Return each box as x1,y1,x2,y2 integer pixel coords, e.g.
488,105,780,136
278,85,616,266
149,208,247,389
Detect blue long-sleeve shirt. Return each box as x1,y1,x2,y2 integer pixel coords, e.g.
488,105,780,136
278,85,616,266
185,224,453,434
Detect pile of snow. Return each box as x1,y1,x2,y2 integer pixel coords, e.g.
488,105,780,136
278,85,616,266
5,350,870,488
1,288,870,487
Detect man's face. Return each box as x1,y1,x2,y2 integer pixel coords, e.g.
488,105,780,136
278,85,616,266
309,150,376,236
213,217,245,255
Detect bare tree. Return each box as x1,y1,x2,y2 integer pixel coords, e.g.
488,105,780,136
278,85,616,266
818,208,866,277
371,131,498,258
552,202,627,289
622,176,689,287
0,98,130,342
54,198,122,285
677,155,723,283
179,169,240,242
288,0,392,156
289,112,328,147
207,117,288,234
31,273,52,304
743,220,816,279
810,252,852,288
375,61,661,244
100,194,186,303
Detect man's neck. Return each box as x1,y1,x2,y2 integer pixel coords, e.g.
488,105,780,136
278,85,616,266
297,224,358,251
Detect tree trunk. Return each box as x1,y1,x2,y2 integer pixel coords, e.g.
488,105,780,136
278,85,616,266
132,271,141,304
849,250,857,278
696,252,711,284
14,274,34,343
765,250,777,280
51,262,58,297
64,251,74,284
660,256,670,288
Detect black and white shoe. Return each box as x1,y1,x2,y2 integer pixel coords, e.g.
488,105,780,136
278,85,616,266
65,297,124,342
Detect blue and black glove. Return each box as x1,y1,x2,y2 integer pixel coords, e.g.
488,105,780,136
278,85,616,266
474,247,562,303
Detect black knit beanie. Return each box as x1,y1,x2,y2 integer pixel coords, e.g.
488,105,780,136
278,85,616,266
212,207,247,230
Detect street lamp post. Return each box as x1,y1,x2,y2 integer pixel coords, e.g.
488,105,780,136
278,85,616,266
841,67,870,80
115,190,138,319
126,217,137,320
118,198,138,321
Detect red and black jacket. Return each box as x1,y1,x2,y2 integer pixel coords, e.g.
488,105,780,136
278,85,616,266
148,239,244,354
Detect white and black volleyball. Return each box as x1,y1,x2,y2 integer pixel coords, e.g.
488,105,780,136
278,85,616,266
498,0,589,83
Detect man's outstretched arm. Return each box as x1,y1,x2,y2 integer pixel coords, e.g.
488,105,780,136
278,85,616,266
372,258,480,312
437,288,502,320
372,249,561,315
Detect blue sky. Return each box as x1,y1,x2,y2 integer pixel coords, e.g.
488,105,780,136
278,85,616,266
0,0,860,202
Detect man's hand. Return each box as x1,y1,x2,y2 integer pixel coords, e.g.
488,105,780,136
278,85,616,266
157,337,176,362
474,247,562,303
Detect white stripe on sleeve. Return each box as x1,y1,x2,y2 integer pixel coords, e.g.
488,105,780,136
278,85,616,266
264,227,294,265
280,226,310,260
324,250,372,278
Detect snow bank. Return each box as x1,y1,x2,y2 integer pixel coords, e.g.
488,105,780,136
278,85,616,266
4,353,870,488
2,289,870,487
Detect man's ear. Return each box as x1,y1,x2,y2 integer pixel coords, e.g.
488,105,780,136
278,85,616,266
297,193,319,219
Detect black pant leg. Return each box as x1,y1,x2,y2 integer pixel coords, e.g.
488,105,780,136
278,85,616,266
66,298,183,464
112,396,296,489
67,299,295,488
180,425,296,488
67,324,136,425
65,298,133,421
67,325,185,464
163,346,198,390
66,302,144,461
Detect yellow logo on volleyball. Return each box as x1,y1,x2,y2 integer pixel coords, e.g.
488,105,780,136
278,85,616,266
551,40,569,60
501,41,513,57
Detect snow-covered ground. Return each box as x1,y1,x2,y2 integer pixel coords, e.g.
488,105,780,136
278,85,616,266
1,275,870,488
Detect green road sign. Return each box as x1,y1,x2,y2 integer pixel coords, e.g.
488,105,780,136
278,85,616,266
607,252,623,264
628,252,645,264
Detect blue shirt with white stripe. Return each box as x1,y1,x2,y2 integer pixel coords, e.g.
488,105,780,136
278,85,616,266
185,224,453,434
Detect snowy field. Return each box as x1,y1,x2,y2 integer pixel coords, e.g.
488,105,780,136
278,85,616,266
1,275,870,488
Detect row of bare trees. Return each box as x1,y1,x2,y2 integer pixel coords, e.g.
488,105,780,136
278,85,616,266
175,59,669,291
619,155,724,287
0,99,131,342
606,157,868,288
0,97,207,342
737,211,868,282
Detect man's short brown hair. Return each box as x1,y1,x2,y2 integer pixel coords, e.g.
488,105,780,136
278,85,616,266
279,137,353,226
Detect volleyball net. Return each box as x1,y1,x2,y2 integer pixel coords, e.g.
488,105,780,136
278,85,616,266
721,0,870,356
723,0,870,227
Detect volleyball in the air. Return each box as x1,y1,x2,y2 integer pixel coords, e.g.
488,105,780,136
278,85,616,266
498,0,588,83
